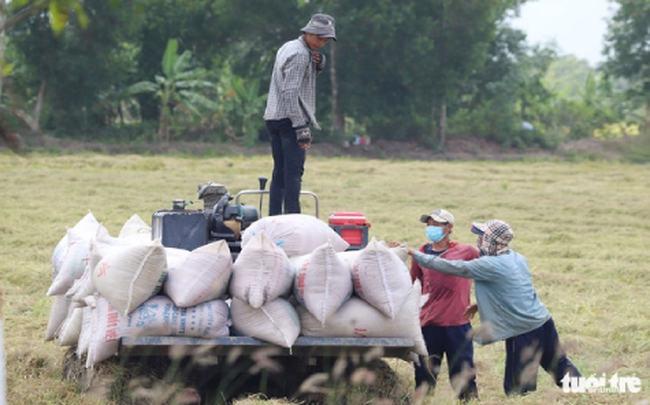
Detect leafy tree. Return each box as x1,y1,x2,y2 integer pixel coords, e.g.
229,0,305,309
544,55,594,100
323,0,528,146
602,0,650,130
449,24,562,148
128,39,217,142
7,0,137,136
2,0,96,34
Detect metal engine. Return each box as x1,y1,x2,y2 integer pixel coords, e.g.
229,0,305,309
151,181,261,258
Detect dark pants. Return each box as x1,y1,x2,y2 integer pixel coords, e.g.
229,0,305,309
504,317,581,395
415,323,479,401
266,119,305,216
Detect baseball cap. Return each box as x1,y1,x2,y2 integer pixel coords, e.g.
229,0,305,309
420,208,455,225
301,13,337,41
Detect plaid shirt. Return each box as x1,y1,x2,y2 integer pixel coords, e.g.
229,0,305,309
263,36,325,130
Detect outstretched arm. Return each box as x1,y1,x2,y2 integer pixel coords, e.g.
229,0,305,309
407,249,493,281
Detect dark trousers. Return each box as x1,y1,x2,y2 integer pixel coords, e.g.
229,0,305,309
415,323,479,401
266,119,305,216
504,317,581,395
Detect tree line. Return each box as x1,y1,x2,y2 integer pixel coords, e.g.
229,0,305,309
1,0,649,151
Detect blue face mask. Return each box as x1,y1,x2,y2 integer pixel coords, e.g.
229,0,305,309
426,226,446,242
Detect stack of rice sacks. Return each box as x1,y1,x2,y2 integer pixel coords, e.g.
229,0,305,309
45,212,231,368
46,212,427,368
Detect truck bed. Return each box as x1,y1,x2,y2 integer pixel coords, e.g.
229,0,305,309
120,336,415,359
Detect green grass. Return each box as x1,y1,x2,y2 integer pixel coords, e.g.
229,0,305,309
1,153,649,404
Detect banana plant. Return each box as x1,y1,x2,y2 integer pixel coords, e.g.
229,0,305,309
128,39,217,142
215,63,267,146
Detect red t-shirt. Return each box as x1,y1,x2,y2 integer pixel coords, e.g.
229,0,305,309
410,241,480,327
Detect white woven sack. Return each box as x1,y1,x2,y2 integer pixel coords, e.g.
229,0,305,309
299,280,428,356
76,305,93,358
164,247,191,270
350,237,412,319
86,295,231,368
388,242,410,263
230,231,294,308
241,214,349,257
292,242,353,326
70,269,95,306
163,240,233,307
69,241,131,305
86,295,122,369
230,297,300,349
123,295,230,338
118,213,152,243
56,306,83,346
92,239,167,317
96,224,131,246
51,211,100,280
47,227,94,296
65,266,91,301
335,250,362,269
45,295,72,341
51,235,69,281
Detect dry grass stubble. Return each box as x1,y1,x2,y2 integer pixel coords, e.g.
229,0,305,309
0,152,649,404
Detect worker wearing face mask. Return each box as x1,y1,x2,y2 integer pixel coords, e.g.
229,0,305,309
403,208,480,401
412,219,581,396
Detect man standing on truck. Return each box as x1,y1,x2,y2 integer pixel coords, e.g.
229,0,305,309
405,219,582,396
263,13,336,216
394,208,480,401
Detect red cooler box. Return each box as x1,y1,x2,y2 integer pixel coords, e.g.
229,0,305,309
328,212,371,250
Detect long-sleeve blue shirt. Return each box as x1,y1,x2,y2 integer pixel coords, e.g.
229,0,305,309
412,250,550,345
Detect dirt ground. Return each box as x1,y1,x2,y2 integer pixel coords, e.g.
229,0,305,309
4,133,619,161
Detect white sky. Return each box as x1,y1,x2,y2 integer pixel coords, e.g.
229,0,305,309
508,0,620,66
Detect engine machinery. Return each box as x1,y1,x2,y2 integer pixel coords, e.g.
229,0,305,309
151,181,260,258
151,177,371,260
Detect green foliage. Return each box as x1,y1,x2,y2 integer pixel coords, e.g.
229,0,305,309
450,25,562,149
602,0,650,128
544,55,594,99
9,0,92,34
128,39,218,142
211,63,268,146
7,0,137,135
3,0,647,150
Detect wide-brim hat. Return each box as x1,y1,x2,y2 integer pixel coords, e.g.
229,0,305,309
301,13,337,41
